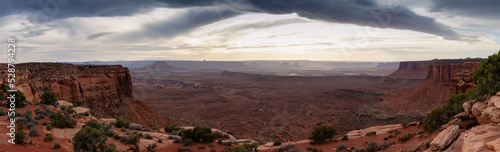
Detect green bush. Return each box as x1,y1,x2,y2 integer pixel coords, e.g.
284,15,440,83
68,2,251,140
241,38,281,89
342,134,348,141
50,112,76,128
5,90,26,108
164,124,181,133
180,126,216,143
29,127,41,137
53,140,62,149
365,131,376,136
41,91,57,105
73,120,119,152
273,140,282,146
14,130,28,144
473,50,500,96
114,117,129,128
421,92,474,132
44,134,54,142
308,126,337,144
398,133,415,143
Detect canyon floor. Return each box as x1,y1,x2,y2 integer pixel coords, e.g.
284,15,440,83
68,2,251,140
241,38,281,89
132,69,427,143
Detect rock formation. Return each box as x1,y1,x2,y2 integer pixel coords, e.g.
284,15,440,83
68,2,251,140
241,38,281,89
0,63,169,127
430,125,460,150
389,61,436,79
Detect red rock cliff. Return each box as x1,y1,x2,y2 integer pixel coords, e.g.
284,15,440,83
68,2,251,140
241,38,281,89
0,63,169,127
389,61,436,79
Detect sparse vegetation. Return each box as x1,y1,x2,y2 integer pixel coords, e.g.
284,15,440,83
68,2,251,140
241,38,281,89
145,133,153,139
44,133,54,142
29,127,41,137
53,140,62,149
273,140,282,146
5,90,26,108
50,111,76,128
398,133,415,143
365,131,376,136
473,50,500,96
114,117,129,128
342,134,348,141
72,119,119,152
337,143,347,151
41,91,57,105
14,130,28,144
180,126,216,143
309,126,337,144
164,124,181,133
401,121,408,129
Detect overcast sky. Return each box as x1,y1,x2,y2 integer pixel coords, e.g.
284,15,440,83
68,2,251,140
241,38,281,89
1,0,499,62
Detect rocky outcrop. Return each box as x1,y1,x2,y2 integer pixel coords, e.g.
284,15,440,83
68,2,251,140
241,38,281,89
0,63,169,127
426,62,480,84
388,61,435,79
462,124,500,152
430,125,460,150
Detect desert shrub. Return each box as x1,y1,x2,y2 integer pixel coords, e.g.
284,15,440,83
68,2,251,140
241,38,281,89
35,114,45,120
210,149,216,152
384,137,388,140
29,127,41,137
112,134,119,140
121,128,126,132
306,147,313,151
0,82,8,91
24,110,33,120
473,50,500,96
14,130,28,144
365,131,376,136
152,126,159,131
53,140,62,149
198,145,206,149
311,148,323,152
309,126,337,144
105,129,115,137
224,146,254,152
5,90,26,108
0,108,6,116
128,124,142,130
273,140,282,146
367,141,379,152
145,133,153,139
44,134,54,142
213,130,229,139
279,144,299,152
164,124,181,133
177,147,193,152
401,121,408,129
158,138,163,143
73,119,120,152
398,133,415,143
41,91,57,105
16,116,28,124
120,132,140,145
50,112,76,128
143,128,151,132
26,122,36,129
337,143,347,151
114,117,129,128
342,134,348,141
418,130,426,135
180,126,216,143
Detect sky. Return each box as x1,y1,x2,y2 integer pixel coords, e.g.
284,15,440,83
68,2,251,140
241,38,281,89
0,0,499,62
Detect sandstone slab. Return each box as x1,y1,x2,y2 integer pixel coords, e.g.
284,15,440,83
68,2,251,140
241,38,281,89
430,125,460,150
463,124,500,152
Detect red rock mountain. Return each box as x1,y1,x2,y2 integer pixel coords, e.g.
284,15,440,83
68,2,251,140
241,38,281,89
382,60,481,114
0,63,169,127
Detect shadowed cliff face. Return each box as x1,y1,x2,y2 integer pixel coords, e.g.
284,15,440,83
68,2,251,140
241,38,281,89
389,61,436,79
0,63,169,127
426,62,480,84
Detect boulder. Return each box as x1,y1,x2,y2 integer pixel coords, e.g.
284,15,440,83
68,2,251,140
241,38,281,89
430,125,460,150
463,124,500,152
454,112,469,120
443,133,464,152
463,100,474,115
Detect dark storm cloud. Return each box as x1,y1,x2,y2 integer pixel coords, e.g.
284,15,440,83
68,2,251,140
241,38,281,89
430,0,500,19
0,0,473,41
123,7,239,39
87,32,112,40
